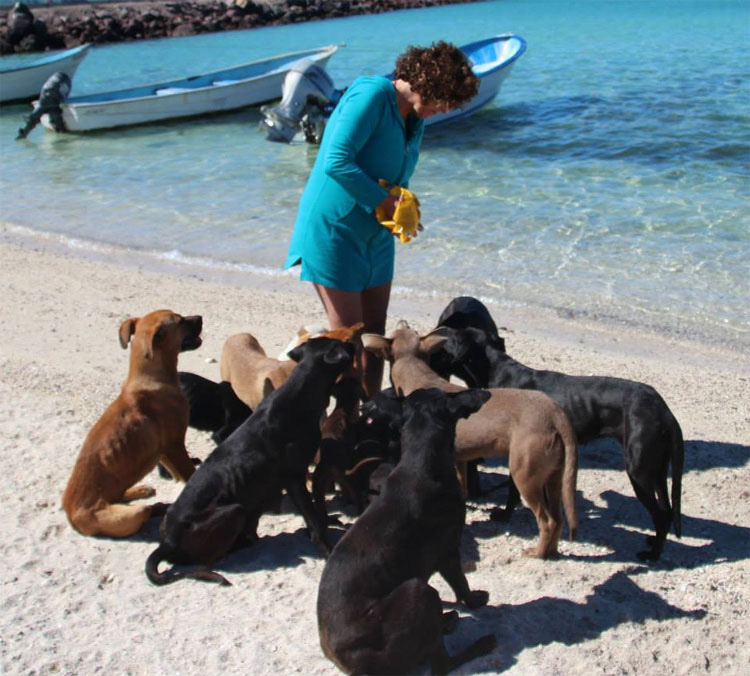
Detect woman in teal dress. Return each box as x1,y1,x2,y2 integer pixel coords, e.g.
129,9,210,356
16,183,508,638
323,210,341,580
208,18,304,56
284,41,479,396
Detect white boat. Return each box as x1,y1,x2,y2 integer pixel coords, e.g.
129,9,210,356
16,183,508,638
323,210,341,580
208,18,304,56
40,44,339,133
0,44,90,104
261,33,526,143
425,33,526,127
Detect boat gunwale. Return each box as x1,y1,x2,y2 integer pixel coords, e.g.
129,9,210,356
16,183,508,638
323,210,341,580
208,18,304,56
62,44,338,108
0,44,91,74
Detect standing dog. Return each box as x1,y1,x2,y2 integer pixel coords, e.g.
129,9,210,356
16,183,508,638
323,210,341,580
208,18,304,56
317,388,495,675
439,323,683,561
62,310,202,538
145,337,355,586
363,321,578,559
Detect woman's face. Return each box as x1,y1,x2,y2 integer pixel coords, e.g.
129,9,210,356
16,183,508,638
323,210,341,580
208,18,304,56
411,92,452,119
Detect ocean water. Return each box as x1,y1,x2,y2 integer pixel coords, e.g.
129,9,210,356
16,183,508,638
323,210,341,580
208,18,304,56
1,0,748,349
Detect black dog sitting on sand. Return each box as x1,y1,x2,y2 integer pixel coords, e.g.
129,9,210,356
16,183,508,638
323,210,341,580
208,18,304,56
435,297,684,562
146,337,354,586
317,387,495,675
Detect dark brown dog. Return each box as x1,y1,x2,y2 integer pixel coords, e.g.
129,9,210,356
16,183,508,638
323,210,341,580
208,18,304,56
317,388,495,675
62,310,202,537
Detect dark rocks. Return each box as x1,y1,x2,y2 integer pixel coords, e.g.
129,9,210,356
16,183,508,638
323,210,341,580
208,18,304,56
1,0,481,55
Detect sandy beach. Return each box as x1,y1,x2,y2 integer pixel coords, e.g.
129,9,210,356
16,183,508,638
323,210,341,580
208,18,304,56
1,222,748,675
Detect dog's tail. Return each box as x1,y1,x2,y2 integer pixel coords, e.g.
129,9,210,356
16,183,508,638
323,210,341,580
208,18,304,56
670,419,684,538
145,545,231,587
555,409,579,542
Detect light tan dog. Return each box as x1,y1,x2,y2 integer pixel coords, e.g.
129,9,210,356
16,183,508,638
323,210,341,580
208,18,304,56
220,323,365,410
362,320,579,559
62,310,203,538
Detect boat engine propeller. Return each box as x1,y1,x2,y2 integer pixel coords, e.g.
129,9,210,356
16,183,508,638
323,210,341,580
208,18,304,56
16,71,70,140
260,58,344,144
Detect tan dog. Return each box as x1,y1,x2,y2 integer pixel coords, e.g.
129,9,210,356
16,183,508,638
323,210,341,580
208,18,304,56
62,310,203,538
220,323,365,410
362,320,579,559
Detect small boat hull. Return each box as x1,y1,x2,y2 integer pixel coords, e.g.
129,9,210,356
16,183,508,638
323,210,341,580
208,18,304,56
425,34,526,127
43,45,338,133
0,44,91,105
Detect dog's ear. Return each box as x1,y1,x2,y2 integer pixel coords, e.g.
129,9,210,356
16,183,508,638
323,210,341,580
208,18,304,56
287,343,305,363
361,333,392,360
419,326,452,355
448,389,491,420
118,317,138,349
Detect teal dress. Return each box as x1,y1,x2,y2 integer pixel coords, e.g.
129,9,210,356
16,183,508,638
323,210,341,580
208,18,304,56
284,76,424,292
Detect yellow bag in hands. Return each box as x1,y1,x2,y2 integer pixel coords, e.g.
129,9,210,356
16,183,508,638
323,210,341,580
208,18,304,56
375,179,421,244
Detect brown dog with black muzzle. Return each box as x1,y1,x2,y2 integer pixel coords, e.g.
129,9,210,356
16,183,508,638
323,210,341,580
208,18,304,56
62,310,203,538
363,320,579,559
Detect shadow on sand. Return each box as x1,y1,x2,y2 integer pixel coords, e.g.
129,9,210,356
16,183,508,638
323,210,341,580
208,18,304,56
449,567,707,674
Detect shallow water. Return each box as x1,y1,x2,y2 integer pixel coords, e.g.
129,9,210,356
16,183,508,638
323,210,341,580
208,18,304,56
1,0,748,348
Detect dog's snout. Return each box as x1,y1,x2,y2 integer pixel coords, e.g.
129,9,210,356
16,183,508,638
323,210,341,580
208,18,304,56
184,315,203,332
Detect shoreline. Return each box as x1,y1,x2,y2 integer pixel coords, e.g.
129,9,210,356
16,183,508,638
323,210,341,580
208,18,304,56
3,219,749,364
1,224,749,675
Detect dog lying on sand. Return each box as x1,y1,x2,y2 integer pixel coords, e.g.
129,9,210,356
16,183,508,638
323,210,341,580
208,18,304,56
317,387,495,675
62,310,202,538
145,337,354,586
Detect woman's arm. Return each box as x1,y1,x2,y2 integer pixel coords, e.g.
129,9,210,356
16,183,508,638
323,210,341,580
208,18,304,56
323,84,391,213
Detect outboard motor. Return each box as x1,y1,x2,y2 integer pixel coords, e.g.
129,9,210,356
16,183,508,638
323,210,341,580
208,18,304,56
16,71,71,140
260,58,343,144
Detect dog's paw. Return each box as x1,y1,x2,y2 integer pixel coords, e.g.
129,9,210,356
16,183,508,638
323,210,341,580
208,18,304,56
464,589,489,609
442,610,459,634
637,548,660,563
124,484,156,501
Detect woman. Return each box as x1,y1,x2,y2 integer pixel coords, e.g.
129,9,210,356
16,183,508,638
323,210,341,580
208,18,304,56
284,41,479,397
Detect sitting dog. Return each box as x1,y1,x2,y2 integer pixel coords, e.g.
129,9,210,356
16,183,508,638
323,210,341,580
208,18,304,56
317,388,495,675
363,321,578,559
220,323,365,410
178,371,251,443
62,310,202,538
145,337,355,586
438,323,684,561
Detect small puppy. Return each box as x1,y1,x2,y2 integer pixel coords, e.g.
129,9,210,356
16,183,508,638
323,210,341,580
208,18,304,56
145,337,355,586
317,388,495,675
178,371,251,443
62,310,202,538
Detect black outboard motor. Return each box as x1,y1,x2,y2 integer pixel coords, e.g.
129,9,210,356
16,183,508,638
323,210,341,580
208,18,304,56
16,71,70,140
260,58,344,144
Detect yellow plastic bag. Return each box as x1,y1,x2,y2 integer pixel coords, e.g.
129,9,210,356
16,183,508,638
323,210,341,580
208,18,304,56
375,180,421,244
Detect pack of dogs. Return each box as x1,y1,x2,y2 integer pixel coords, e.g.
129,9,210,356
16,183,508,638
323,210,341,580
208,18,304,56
61,297,685,674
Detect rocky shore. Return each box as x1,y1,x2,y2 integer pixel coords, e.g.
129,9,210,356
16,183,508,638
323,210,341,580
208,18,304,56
1,0,481,54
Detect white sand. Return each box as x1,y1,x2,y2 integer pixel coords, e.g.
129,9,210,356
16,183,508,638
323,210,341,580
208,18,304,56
1,224,748,675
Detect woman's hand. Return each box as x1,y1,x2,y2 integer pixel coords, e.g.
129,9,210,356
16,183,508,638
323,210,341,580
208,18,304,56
377,193,400,222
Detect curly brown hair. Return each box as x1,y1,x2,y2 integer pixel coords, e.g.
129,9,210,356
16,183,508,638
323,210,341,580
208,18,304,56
394,40,479,109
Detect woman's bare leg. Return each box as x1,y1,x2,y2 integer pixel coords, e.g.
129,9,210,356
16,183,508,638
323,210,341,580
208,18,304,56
313,282,391,398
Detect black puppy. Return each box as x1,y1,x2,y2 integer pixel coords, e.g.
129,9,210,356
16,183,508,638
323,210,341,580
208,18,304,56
317,388,495,675
430,296,503,498
145,337,355,586
178,371,252,444
442,326,684,562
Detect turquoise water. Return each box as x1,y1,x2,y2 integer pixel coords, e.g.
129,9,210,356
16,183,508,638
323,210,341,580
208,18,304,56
1,0,748,348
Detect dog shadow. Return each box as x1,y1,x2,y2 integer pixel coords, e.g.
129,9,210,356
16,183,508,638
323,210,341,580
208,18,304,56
450,567,707,674
463,480,749,570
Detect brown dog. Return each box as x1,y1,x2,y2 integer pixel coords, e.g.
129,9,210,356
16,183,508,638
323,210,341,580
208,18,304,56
220,323,365,410
62,310,203,538
363,321,579,559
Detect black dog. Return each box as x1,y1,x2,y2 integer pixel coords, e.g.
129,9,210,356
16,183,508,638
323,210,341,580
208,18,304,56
178,371,252,443
317,388,495,675
440,323,684,562
145,337,355,586
430,296,504,498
